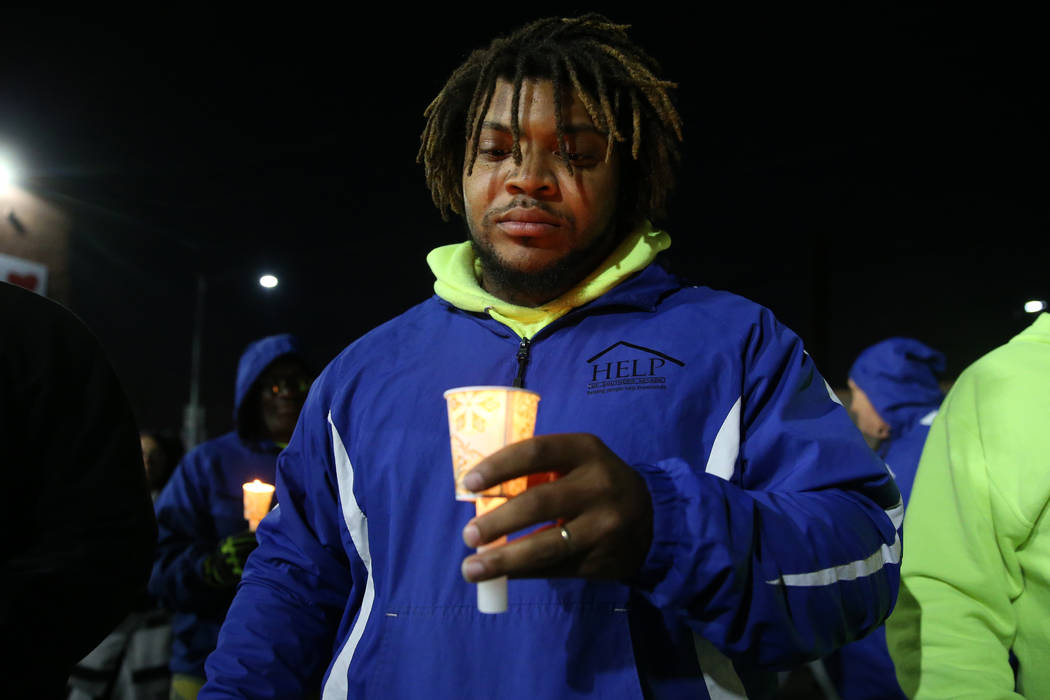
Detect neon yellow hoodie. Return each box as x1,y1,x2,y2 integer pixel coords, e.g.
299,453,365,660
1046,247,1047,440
886,313,1050,699
426,225,671,338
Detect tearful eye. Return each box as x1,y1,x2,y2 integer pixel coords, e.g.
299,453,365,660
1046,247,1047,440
478,148,511,161
555,150,599,166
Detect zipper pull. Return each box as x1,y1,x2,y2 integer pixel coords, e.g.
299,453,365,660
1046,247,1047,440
513,337,531,388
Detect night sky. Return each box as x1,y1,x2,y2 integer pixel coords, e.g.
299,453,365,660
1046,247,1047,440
2,6,1047,440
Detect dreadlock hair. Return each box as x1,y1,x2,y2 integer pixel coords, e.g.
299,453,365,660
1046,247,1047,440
418,14,684,232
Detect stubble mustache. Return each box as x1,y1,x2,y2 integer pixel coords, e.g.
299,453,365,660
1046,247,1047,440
481,197,576,229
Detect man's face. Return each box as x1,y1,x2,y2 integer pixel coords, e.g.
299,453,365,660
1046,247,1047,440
847,378,890,444
462,78,621,307
258,357,311,443
140,435,162,485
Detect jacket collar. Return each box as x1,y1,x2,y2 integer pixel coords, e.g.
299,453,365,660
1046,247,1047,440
436,258,683,340
428,224,673,338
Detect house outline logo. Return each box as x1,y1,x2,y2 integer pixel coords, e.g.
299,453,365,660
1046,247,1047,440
585,341,684,395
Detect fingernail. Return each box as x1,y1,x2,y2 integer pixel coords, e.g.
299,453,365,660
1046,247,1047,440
463,471,483,491
462,558,486,581
463,523,481,547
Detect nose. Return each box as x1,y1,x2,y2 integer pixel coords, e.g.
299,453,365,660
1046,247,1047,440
505,148,557,197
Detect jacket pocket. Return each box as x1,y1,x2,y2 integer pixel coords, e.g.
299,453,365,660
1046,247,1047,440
357,602,645,699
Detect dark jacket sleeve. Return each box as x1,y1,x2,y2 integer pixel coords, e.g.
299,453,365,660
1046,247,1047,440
150,448,239,617
0,284,157,697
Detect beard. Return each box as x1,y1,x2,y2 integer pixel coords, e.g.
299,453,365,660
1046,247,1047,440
467,219,623,307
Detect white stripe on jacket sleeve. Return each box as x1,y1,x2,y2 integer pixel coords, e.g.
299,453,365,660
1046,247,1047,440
322,412,375,700
694,386,900,683
705,397,741,481
766,500,904,587
705,396,903,588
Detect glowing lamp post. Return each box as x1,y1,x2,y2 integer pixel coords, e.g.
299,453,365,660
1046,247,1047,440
182,269,281,450
0,161,13,192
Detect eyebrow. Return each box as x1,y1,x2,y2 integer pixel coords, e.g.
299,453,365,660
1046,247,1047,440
480,120,607,136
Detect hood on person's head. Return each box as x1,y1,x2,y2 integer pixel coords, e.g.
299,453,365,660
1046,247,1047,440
233,333,306,440
849,337,945,433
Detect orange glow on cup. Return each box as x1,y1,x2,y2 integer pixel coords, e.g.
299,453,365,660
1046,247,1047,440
443,386,540,501
242,479,275,532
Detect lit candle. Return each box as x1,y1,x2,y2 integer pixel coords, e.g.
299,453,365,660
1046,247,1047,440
474,496,509,613
444,386,542,614
242,479,276,532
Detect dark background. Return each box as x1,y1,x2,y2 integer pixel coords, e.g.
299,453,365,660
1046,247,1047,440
2,6,1046,439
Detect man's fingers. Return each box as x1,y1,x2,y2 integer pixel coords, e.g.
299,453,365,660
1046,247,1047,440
462,505,636,581
462,518,583,582
463,479,582,547
458,432,652,582
463,433,601,492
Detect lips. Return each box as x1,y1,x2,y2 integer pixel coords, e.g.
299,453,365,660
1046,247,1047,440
495,208,564,237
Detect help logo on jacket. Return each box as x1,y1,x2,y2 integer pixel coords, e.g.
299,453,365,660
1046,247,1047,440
585,341,684,396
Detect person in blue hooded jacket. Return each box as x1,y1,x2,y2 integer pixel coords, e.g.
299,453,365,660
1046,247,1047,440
847,338,945,509
202,16,902,700
151,333,311,698
821,337,946,699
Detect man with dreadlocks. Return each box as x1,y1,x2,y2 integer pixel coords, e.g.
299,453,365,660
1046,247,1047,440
202,15,901,700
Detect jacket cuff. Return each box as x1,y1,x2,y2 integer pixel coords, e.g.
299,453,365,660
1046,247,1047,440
629,461,687,589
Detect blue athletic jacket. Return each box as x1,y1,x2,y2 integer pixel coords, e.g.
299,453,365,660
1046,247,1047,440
823,337,944,699
202,265,902,699
850,337,945,507
151,334,302,677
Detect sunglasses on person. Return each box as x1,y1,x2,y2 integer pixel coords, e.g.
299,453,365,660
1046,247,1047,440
261,376,311,396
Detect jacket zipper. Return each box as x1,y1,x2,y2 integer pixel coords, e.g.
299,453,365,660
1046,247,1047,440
513,336,531,388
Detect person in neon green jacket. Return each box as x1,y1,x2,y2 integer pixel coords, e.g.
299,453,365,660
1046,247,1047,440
886,312,1050,698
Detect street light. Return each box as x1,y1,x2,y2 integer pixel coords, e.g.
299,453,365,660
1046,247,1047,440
182,269,282,450
1024,299,1047,314
0,146,18,189
0,156,17,197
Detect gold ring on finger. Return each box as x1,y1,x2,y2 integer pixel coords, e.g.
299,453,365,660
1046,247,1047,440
559,525,574,553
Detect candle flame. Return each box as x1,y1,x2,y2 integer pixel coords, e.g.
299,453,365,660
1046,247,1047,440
243,479,275,493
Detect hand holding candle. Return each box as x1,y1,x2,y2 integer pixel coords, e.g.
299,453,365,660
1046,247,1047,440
444,386,541,613
242,479,276,532
459,433,654,583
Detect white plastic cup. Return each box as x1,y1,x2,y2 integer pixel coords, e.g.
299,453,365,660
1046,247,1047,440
242,479,275,532
443,386,540,500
